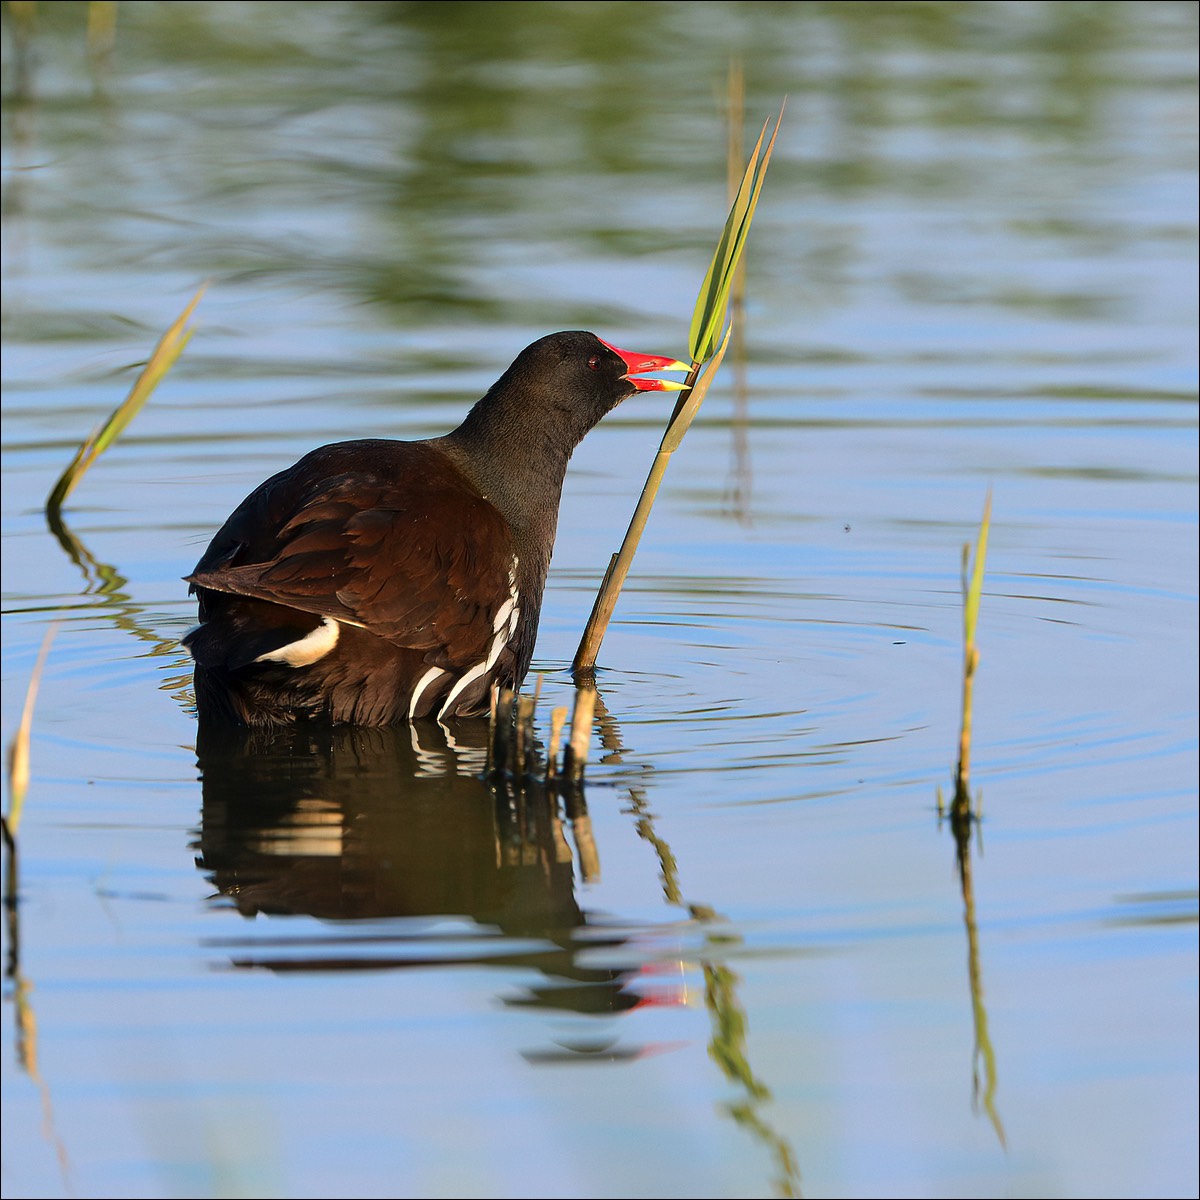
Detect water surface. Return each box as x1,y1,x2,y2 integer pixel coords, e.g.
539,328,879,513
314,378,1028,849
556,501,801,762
2,3,1197,1198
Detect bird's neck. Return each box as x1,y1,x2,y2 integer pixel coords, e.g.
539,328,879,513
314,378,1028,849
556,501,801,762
435,398,580,556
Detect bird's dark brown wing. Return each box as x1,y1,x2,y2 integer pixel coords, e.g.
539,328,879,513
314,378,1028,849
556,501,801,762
186,440,516,663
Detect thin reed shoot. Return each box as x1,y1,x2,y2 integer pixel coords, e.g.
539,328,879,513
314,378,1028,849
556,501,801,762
956,490,992,795
46,284,205,517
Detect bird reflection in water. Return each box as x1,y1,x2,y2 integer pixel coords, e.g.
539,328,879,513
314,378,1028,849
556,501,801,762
193,719,677,1042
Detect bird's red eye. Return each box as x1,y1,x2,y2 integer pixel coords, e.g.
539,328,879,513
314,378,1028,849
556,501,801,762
587,356,601,371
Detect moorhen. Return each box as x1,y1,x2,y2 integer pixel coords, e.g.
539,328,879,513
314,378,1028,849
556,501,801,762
183,330,688,726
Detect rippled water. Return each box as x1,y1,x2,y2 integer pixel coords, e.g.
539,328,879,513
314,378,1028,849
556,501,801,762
2,3,1197,1198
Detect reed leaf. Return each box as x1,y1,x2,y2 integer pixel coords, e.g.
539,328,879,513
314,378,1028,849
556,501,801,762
956,490,992,792
662,324,733,454
46,284,205,516
963,489,992,651
689,102,784,364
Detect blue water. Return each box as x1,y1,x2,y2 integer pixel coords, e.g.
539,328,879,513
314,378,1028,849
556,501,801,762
2,3,1197,1197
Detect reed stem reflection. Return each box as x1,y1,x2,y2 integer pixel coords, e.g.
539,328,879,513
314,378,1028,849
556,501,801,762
608,699,803,1198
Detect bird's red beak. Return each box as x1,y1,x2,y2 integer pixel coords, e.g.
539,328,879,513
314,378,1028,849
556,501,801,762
600,338,691,392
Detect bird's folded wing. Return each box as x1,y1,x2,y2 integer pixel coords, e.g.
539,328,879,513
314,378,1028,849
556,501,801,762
187,474,515,661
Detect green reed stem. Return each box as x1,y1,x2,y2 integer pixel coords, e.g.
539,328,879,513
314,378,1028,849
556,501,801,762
573,99,783,678
956,490,992,792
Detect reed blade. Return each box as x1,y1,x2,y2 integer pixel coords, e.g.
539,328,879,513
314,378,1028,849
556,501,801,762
689,101,784,364
46,284,206,516
964,490,992,650
956,490,993,792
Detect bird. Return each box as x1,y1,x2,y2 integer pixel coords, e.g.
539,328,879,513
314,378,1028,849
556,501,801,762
183,330,689,727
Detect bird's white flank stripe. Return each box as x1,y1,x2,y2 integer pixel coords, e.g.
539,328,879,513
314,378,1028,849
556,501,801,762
437,560,521,721
408,666,447,720
492,596,515,633
254,616,341,667
438,652,497,721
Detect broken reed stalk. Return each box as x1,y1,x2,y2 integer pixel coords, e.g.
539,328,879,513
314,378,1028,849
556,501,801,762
955,490,992,799
489,683,594,783
572,101,784,680
46,284,205,518
562,685,598,782
489,688,517,777
546,706,568,779
515,693,537,779
488,679,546,780
485,684,500,775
